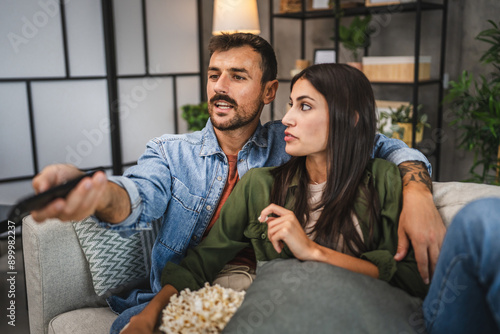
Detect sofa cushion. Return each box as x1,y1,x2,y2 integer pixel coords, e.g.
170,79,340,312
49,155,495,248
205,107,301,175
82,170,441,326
73,217,159,296
223,259,425,334
48,307,117,334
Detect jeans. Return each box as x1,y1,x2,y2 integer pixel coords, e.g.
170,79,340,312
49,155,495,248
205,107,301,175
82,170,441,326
423,197,500,333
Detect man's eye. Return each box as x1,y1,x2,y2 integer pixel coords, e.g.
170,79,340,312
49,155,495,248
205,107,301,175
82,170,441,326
234,75,245,80
209,74,219,80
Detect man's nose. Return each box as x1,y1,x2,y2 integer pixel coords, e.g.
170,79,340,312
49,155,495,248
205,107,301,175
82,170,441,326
214,73,229,94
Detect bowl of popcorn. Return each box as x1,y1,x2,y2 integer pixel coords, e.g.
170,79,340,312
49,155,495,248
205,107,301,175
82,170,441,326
160,283,245,333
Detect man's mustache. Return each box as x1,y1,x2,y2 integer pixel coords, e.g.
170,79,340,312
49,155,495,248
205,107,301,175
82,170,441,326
210,94,238,107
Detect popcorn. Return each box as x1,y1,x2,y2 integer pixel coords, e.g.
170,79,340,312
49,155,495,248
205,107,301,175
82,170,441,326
159,283,245,333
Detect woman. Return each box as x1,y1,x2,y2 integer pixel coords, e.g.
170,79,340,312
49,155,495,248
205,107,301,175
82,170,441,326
121,63,427,333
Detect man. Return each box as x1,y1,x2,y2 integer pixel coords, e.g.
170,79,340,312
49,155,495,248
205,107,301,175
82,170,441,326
32,33,445,332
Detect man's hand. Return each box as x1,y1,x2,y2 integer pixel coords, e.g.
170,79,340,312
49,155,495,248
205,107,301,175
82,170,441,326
395,161,446,284
31,164,123,223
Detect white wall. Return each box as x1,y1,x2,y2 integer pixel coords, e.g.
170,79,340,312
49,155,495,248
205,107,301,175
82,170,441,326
0,0,201,205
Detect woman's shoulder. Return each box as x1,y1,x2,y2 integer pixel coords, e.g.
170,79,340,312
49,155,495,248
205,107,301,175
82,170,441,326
241,166,276,181
365,159,401,193
367,158,399,176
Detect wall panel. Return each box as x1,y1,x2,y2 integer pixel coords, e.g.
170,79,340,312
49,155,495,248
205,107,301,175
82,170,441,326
0,0,65,78
118,77,175,163
31,80,111,170
147,0,199,74
0,83,34,179
65,0,106,76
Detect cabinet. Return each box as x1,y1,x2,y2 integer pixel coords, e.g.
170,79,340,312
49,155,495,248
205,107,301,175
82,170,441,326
269,0,448,180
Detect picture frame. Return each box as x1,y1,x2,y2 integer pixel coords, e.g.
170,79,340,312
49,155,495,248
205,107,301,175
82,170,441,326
280,0,362,13
365,0,415,7
314,49,336,64
309,0,332,10
375,100,409,135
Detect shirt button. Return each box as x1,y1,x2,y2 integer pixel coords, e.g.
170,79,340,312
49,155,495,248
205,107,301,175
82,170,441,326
239,159,244,163
192,235,198,241
217,176,222,181
261,233,267,239
206,205,212,211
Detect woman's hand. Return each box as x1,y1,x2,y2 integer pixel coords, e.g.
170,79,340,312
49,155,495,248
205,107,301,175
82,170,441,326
259,204,318,261
119,315,155,334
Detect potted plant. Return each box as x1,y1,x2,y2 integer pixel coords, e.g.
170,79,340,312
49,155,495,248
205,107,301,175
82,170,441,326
444,20,500,185
378,104,430,148
181,102,209,132
333,15,374,70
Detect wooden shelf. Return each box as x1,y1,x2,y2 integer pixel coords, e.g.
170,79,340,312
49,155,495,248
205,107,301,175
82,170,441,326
273,2,445,19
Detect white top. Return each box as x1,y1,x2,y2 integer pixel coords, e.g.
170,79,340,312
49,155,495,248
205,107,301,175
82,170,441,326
305,182,364,255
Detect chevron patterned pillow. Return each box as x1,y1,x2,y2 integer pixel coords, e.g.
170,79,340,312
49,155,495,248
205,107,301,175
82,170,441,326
73,217,159,296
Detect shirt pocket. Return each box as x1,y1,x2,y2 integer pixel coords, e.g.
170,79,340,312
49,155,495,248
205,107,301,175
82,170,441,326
158,177,205,255
244,222,290,260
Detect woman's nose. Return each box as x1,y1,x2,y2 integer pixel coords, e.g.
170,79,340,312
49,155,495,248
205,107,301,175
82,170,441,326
282,107,295,127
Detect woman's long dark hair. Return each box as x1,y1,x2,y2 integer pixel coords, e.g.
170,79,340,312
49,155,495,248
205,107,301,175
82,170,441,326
270,64,380,255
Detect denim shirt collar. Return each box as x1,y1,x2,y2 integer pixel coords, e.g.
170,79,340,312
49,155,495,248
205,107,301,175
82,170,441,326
199,119,268,157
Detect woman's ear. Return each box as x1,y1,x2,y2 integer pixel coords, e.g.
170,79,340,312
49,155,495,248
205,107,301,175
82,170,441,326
263,80,279,105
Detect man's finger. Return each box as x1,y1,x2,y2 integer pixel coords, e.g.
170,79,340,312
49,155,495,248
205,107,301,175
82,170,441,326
31,198,65,222
394,230,410,261
428,244,440,279
414,246,430,284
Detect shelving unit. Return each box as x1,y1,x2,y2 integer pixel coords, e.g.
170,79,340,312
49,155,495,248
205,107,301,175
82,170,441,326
270,0,448,180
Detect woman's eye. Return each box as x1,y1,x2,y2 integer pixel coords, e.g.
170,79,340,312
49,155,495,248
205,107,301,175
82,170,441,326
301,103,311,111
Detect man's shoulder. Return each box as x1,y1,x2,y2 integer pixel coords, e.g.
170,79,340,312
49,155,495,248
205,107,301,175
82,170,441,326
151,130,204,146
261,120,286,133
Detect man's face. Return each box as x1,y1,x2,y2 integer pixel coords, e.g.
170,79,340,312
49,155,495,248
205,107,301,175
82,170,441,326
207,46,266,131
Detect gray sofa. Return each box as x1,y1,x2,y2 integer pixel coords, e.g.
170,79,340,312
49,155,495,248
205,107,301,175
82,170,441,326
23,181,500,334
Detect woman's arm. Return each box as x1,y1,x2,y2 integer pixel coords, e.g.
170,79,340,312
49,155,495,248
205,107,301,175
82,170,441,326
259,204,379,279
121,285,179,334
310,242,379,278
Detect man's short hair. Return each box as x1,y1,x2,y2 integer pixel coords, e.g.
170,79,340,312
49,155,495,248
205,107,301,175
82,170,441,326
208,33,278,84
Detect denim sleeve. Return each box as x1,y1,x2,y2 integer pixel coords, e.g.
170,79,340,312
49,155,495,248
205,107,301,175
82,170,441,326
372,134,432,176
94,139,172,237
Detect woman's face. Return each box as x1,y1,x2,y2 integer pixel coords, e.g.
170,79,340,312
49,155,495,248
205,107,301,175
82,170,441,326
282,77,329,158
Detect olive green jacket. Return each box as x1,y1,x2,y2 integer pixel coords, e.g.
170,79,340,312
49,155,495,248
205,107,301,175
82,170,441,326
162,159,428,299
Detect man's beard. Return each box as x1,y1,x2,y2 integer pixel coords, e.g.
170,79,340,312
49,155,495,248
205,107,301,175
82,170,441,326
208,93,264,131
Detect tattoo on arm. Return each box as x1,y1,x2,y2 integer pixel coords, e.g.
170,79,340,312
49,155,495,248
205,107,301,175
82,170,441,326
398,161,433,193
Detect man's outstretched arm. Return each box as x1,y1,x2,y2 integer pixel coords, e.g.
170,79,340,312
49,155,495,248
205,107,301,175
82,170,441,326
395,161,446,284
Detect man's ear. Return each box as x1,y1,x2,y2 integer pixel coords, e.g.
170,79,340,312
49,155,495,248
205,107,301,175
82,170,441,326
262,79,279,105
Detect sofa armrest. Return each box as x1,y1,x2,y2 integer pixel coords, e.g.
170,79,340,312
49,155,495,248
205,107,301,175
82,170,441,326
23,216,107,334
433,181,500,228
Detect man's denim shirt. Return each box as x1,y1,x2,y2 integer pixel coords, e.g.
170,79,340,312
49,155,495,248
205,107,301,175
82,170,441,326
99,119,430,294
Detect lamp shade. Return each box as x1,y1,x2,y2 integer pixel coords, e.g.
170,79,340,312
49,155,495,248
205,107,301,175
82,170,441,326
212,0,260,35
